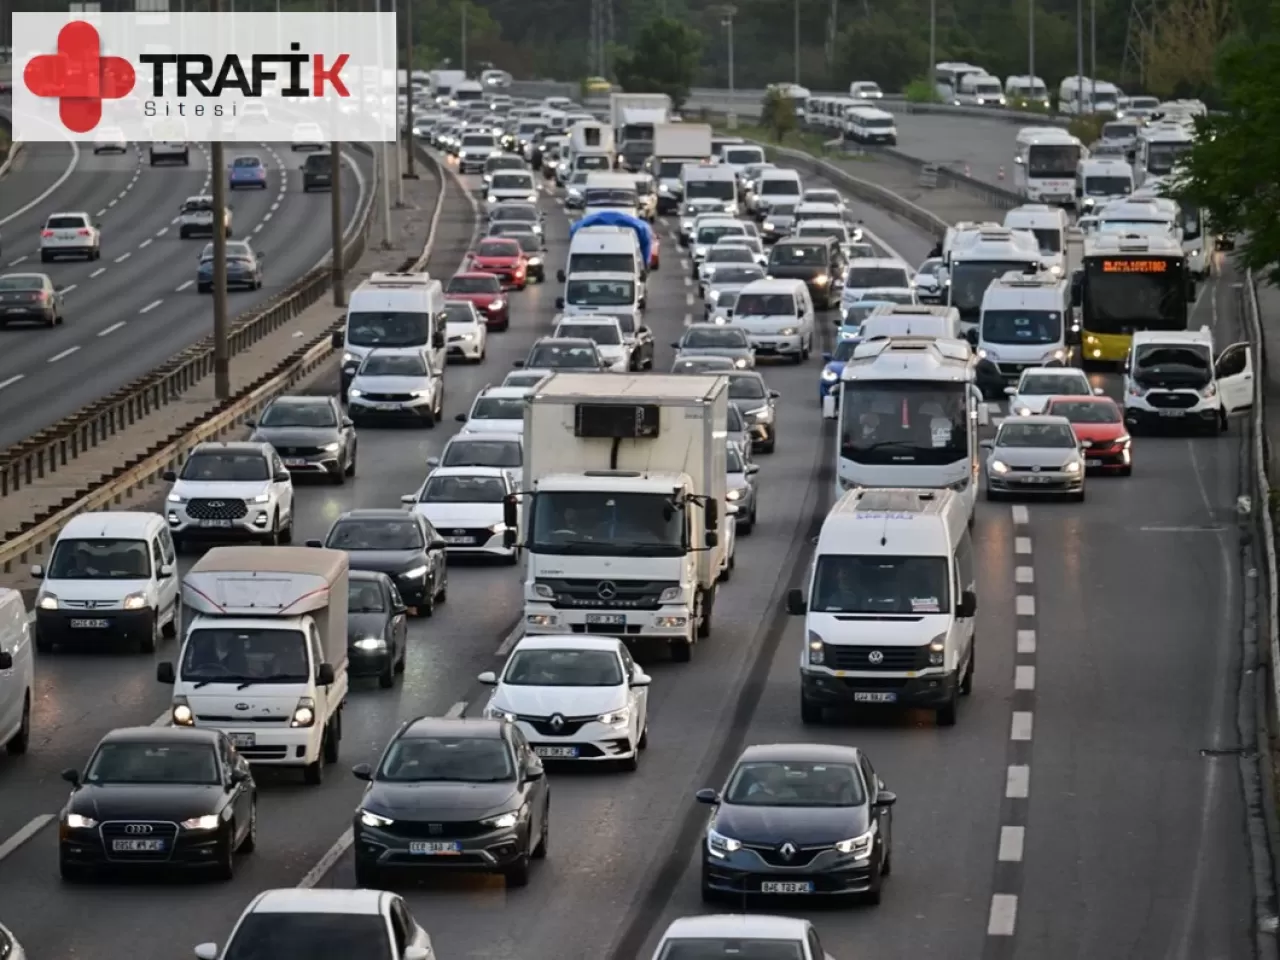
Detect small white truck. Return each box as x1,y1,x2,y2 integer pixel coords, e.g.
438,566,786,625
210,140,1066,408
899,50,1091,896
650,123,713,214
508,372,730,662
157,546,349,785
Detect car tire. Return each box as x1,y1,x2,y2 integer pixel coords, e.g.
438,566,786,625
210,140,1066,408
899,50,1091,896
6,695,30,756
330,466,345,485
1118,465,1132,477
759,440,776,455
960,646,975,695
324,712,341,763
379,657,396,688
304,752,324,785
504,853,531,888
139,616,159,654
354,858,380,887
985,488,1004,502
1072,489,1086,503
881,846,892,876
179,227,189,239
40,251,51,263
345,446,357,477
619,748,639,772
696,589,713,640
936,692,958,727
738,515,754,536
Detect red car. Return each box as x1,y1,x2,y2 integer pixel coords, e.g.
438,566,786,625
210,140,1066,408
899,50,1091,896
1044,395,1132,476
466,237,528,290
649,233,661,271
446,272,509,331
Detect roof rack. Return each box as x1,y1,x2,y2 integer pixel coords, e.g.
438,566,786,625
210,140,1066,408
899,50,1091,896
367,272,433,285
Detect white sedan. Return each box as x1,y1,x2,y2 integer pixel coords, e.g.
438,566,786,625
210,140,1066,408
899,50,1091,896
444,302,487,363
402,466,517,562
478,635,650,770
92,126,128,154
454,386,528,434
1006,366,1102,417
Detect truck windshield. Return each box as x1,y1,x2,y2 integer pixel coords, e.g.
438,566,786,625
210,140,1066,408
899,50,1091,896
48,538,151,579
181,628,310,684
585,188,638,207
566,279,635,306
1027,143,1080,177
840,381,969,465
529,492,685,556
346,310,430,348
981,309,1062,345
950,261,1035,316
569,253,634,274
686,180,735,201
811,555,950,614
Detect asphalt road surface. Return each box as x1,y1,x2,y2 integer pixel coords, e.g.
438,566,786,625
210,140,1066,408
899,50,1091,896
0,137,1259,960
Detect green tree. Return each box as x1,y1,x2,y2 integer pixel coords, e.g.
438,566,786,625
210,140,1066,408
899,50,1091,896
1176,34,1280,281
612,16,702,110
760,90,797,142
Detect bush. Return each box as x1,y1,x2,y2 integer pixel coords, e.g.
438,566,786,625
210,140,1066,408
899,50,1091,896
904,78,939,103
1067,114,1114,144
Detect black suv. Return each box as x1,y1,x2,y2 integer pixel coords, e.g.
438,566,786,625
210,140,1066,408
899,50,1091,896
765,237,846,310
301,152,333,192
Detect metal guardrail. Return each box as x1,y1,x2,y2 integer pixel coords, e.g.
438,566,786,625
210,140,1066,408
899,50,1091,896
0,143,455,576
0,142,378,509
0,109,18,178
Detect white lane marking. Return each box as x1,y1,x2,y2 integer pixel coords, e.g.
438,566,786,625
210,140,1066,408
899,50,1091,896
998,826,1025,862
1014,665,1036,690
139,299,163,314
1015,537,1032,554
987,894,1018,936
107,198,118,208
97,208,108,216
683,275,691,287
114,252,131,263
59,283,76,294
444,701,468,719
171,216,181,224
90,267,106,278
1011,711,1033,741
47,346,80,363
1139,525,1224,533
0,137,81,227
0,374,25,391
298,828,353,888
685,292,694,306
0,815,55,863
684,313,693,327
1016,629,1036,654
1015,566,1034,583
271,201,280,211
1005,765,1030,799
156,227,168,237
253,223,264,234
6,256,27,267
116,190,127,200
495,625,522,658
1011,505,1029,524
98,320,126,337
263,212,273,222
139,238,152,249
1015,595,1035,616
175,279,193,292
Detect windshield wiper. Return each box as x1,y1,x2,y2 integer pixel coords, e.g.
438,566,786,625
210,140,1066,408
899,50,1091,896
236,673,304,689
192,676,252,688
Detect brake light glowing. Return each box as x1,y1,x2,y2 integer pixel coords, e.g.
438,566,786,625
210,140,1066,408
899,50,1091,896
77,229,92,237
41,230,53,238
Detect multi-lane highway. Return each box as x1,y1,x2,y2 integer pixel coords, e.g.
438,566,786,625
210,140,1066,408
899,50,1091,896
0,129,373,448
0,122,1261,960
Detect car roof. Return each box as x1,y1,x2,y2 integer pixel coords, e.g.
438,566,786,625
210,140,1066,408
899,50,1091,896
452,271,500,280
100,725,221,745
511,634,621,652
401,716,506,739
1000,414,1074,427
1020,366,1086,378
59,511,165,539
558,317,621,327
661,914,810,940
1045,395,1114,406
348,569,394,583
362,346,429,357
0,272,50,283
738,742,863,764
191,441,271,455
477,386,533,399
336,508,418,522
447,430,523,442
251,888,388,915
427,465,509,479
532,337,595,348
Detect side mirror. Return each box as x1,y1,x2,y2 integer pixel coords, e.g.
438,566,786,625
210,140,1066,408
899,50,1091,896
1092,387,1105,396
695,788,719,805
229,768,250,785
273,471,290,482
1003,386,1017,396
979,439,994,450
30,564,43,579
503,495,519,530
705,497,720,531
426,456,440,468
964,328,978,345
163,470,177,482
455,413,468,422
512,359,525,368
317,662,336,686
670,341,681,348
768,390,781,399
524,761,545,781
194,945,219,960
0,651,12,670
243,418,256,428
433,329,446,349
342,417,354,427
631,671,651,687
351,762,373,781
821,351,831,362
957,589,977,618
429,539,448,551
785,587,807,614
555,297,565,309
503,527,517,548
61,767,81,787
156,661,176,684
159,564,175,578
331,329,345,347
745,462,760,475
556,269,566,283
477,670,498,685
405,947,431,960
797,307,806,317
875,790,898,807
305,538,324,548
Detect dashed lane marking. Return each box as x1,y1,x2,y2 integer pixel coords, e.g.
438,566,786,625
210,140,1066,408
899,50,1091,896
156,227,168,237
298,829,353,889
1005,765,1030,799
988,894,1018,936
114,252,130,263
0,375,25,391
445,701,468,719
6,256,26,267
107,198,118,208
139,299,162,314
175,280,193,292
1011,711,1033,741
1015,537,1032,554
90,267,106,278
685,292,694,306
1014,665,1036,690
139,238,152,249
97,208,107,217
47,346,80,363
1015,595,1035,616
1015,566,1034,583
998,826,1025,862
253,223,264,234
0,815,55,864
1016,629,1036,654
98,321,126,337
1011,505,1029,524
60,284,76,294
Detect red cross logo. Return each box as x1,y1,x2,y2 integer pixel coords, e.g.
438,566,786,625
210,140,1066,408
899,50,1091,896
24,21,136,133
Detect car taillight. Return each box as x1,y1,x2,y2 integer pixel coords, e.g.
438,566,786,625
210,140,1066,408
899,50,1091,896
41,230,53,238
77,229,92,236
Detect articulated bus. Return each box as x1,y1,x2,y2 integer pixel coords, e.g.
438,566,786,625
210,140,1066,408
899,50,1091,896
1074,233,1192,364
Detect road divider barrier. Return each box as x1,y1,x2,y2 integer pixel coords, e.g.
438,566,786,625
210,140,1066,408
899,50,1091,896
0,110,21,180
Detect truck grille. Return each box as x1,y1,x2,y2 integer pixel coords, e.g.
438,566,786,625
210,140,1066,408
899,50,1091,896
187,499,248,520
544,579,676,610
275,445,327,457
822,643,932,672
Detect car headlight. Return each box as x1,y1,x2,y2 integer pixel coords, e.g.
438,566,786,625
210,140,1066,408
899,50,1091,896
1014,406,1032,417
658,586,682,603
822,368,839,382
360,810,394,828
709,290,722,302
1117,433,1131,445
1050,264,1063,276
122,592,148,610
482,811,519,829
694,246,707,258
977,348,990,359
723,203,736,213
38,593,59,610
65,813,98,829
835,824,876,857
354,637,386,650
348,389,364,398
989,459,1010,475
528,256,542,266
181,814,221,831
291,696,316,728
779,327,797,336
734,357,749,368
526,194,537,202
320,442,340,452
659,183,671,193
726,488,742,501
401,565,428,579
1063,461,1081,474
172,696,194,726
746,406,772,422
707,828,742,857
597,708,630,725
763,221,776,231
928,634,946,666
167,492,186,503
1043,349,1066,362
1200,383,1217,398
488,299,506,311
811,274,829,285
252,493,271,503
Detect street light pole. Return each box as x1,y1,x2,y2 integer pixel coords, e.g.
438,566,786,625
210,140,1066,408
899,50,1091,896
1089,0,1096,86
1028,0,1035,83
793,0,800,85
403,0,416,178
928,0,936,98
1075,0,1084,109
211,0,229,399
721,9,735,96
460,1,467,75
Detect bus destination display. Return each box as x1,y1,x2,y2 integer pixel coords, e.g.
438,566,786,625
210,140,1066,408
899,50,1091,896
1100,259,1170,273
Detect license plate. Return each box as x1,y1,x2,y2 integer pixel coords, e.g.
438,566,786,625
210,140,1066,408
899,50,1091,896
760,881,813,894
377,403,402,411
444,536,475,545
1158,409,1185,417
284,458,309,467
230,733,255,748
585,614,625,626
7,307,26,313
69,618,109,629
112,839,165,852
534,745,580,758
409,841,462,855
200,519,234,527
852,691,897,703
1021,476,1052,484
1085,458,1102,467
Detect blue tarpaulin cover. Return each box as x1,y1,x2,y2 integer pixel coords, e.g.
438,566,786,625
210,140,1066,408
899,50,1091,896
569,210,652,265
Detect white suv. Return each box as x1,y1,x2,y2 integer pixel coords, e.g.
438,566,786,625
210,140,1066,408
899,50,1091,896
40,212,100,262
163,441,295,551
178,195,233,239
1123,327,1254,434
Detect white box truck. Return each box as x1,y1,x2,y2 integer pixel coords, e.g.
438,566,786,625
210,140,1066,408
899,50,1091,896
156,546,350,785
610,93,672,171
566,120,616,177
649,123,713,214
507,372,729,662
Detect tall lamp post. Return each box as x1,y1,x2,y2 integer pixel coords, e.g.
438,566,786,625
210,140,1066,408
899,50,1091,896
720,6,736,96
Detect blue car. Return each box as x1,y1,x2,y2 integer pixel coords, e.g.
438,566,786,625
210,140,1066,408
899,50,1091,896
819,338,860,399
229,155,268,190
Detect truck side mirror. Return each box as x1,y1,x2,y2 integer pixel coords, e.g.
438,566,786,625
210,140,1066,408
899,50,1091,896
785,587,807,614
433,330,445,349
705,497,720,532
957,589,977,618
556,269,566,283
331,329,345,347
317,662,336,686
964,328,978,345
1070,274,1083,307
156,661,176,684
503,495,519,529
555,297,565,309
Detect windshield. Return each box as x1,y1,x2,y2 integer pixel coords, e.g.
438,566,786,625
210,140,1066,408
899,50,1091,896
684,327,749,348
1029,228,1062,254
767,203,797,218
477,240,520,258
812,554,950,615
348,579,386,612
224,915,389,960
709,267,763,286
444,301,477,324
769,243,826,267
421,474,506,502
724,148,765,165
686,180,735,201
725,759,866,806
201,243,253,261
760,179,800,196
585,188,637,207
86,742,219,785
1047,399,1121,422
727,404,745,432
568,253,633,274
180,452,267,481
491,174,531,190
503,648,623,686
1027,143,1081,177
1146,141,1191,175
360,353,428,377
697,225,742,245
449,275,501,294
997,422,1078,447
462,134,495,148
950,261,1035,315
728,375,767,401
378,736,514,782
735,294,794,317
442,439,521,468
847,266,909,288
982,309,1062,345
1083,259,1186,332
326,519,423,550
180,628,309,684
259,399,336,427
658,940,803,960
472,396,525,420
726,444,745,473
840,381,969,465
707,247,754,265
566,279,634,306
346,310,430,348
47,215,88,229
1018,373,1088,395
1103,122,1139,141
529,491,684,556
1085,176,1132,196
48,538,150,579
493,205,537,223
559,323,622,345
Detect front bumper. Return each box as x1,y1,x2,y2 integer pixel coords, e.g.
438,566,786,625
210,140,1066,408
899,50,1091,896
36,607,156,646
523,603,694,642
168,506,274,539
59,824,231,871
745,333,803,357
986,469,1084,495
801,667,957,707
354,820,527,874
280,453,343,477
447,336,485,360
1124,401,1219,432
348,395,436,422
180,723,320,765
702,846,877,897
458,155,489,173
517,719,636,761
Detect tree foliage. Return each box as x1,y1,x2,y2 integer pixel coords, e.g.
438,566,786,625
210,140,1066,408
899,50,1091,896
1176,34,1280,281
1142,0,1233,97
760,90,798,142
612,16,703,110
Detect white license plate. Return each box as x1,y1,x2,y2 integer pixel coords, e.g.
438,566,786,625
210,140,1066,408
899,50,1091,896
586,614,625,626
444,536,475,545
760,881,813,894
376,403,402,411
199,519,234,527
1085,458,1102,467
409,841,462,855
230,733,255,748
112,839,165,852
1158,409,1185,417
284,458,309,467
852,691,897,703
7,307,26,313
1021,476,1053,484
70,618,110,629
534,746,579,759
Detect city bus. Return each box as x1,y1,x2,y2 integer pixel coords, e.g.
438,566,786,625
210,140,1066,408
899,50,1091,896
1074,233,1192,365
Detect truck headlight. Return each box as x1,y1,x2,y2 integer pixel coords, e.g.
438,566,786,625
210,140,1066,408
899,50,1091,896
532,582,555,599
291,697,316,728
122,592,148,610
172,696,194,725
928,636,946,666
658,586,682,602
807,632,824,665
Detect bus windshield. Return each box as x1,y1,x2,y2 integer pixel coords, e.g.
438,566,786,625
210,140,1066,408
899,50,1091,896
1083,258,1187,334
1027,143,1080,178
1146,141,1191,175
839,381,969,465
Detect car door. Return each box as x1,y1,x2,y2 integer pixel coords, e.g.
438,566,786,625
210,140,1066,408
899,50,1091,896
270,452,294,519
221,736,252,835
1215,342,1255,414
0,597,20,736
158,527,180,625
420,518,446,594
149,537,171,625
618,644,646,736
510,727,546,837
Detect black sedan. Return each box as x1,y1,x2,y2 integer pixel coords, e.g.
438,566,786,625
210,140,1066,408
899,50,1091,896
58,726,257,882
247,394,357,483
351,717,550,888
309,509,448,616
697,743,895,905
348,570,409,688
0,272,64,327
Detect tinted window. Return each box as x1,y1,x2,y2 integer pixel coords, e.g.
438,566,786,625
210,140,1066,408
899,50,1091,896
492,174,532,190
997,422,1078,447
87,742,219,785
528,343,599,367
735,293,796,316
259,399,336,427
503,648,624,686
180,452,268,481
348,579,387,613
558,323,621,345
846,266,909,288
728,375,766,400
360,353,429,377
812,554,949,614
472,396,525,419
49,538,151,579
444,301,478,323
224,914,390,960
477,239,520,257
1018,374,1089,396
232,156,261,167
326,519,424,550
724,760,865,806
658,939,803,960
0,275,44,291
448,275,501,294
769,243,827,266
1046,400,1121,423
442,439,521,468
378,736,514,782
684,327,749,348
47,215,87,229
421,475,507,502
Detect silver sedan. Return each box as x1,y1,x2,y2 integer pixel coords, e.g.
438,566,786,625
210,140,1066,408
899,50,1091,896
982,415,1086,502
702,264,765,315
725,440,759,534
673,324,756,369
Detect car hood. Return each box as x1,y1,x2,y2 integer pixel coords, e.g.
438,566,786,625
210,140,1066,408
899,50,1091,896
678,345,751,358
348,611,392,640
492,684,625,717
343,549,426,574
462,419,525,434
726,476,752,498
472,256,522,269
362,780,521,820
450,292,500,306
69,784,227,822
250,427,339,447
1010,394,1054,413
446,322,481,339
1133,366,1211,389
172,480,270,500
40,578,153,602
1072,424,1127,444
415,502,502,528
350,375,432,394
993,446,1080,468
766,263,825,280
714,801,868,846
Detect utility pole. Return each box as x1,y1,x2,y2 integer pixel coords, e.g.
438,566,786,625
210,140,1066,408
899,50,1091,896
460,1,467,74
721,8,735,95
928,0,936,98
1089,0,1096,87
1076,0,1084,109
403,0,416,179
793,0,800,85
211,0,229,399
330,142,346,305
1028,0,1035,83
